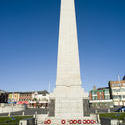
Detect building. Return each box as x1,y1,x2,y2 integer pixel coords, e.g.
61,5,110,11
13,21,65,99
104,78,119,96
15,90,49,108
109,79,125,106
29,90,49,108
8,92,20,103
0,90,8,103
6,90,49,107
123,76,125,80
18,92,32,105
89,87,113,108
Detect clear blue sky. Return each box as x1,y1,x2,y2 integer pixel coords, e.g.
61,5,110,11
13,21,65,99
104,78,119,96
0,0,125,92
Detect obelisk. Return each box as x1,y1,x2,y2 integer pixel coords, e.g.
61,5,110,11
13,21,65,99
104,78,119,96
52,0,84,118
56,0,81,86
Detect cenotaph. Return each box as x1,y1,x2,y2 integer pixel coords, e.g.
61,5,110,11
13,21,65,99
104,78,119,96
51,0,84,118
36,0,101,124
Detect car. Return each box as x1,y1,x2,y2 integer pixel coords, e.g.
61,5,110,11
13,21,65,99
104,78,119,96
115,106,125,112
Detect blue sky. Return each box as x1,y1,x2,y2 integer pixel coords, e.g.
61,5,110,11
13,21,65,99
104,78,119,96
0,0,125,92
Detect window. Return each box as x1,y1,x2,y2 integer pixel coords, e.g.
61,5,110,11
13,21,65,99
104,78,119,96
112,89,120,93
92,96,97,100
113,95,122,99
120,88,125,92
105,89,109,94
92,91,97,95
105,95,110,100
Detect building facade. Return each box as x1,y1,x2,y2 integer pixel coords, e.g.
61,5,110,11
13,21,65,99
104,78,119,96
109,79,125,106
29,90,49,108
18,92,32,104
8,92,20,103
89,87,113,108
123,76,125,80
0,90,8,103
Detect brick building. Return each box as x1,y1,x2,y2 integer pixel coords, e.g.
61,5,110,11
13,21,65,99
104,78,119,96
89,87,113,108
17,92,32,104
